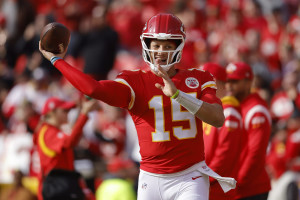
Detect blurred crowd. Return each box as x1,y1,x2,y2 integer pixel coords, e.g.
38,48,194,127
0,0,299,199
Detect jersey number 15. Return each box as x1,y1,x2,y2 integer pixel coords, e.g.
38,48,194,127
149,94,198,142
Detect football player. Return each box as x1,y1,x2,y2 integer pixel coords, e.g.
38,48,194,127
39,13,236,200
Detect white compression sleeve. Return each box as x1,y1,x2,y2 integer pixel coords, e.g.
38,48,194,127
174,90,203,115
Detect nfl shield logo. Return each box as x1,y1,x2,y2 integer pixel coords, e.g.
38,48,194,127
185,77,199,89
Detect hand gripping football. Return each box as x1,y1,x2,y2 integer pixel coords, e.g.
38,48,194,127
40,22,70,54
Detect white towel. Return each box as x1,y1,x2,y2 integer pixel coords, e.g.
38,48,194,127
197,161,237,193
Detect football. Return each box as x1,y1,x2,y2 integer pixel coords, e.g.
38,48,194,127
40,22,70,54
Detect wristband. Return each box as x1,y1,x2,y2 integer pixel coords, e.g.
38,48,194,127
85,95,93,100
174,90,203,115
171,90,180,99
50,56,62,65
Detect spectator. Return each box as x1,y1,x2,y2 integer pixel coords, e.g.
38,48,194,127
266,127,287,181
107,0,144,52
270,61,300,125
225,62,271,200
80,3,119,80
267,108,300,200
2,0,300,199
201,62,243,200
0,170,36,200
3,0,36,70
33,97,99,200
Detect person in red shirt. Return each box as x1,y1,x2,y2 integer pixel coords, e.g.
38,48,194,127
225,62,272,200
285,109,300,172
201,63,243,200
33,97,99,200
39,13,236,200
265,127,287,180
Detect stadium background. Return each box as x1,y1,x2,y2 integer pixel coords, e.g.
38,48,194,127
0,0,299,199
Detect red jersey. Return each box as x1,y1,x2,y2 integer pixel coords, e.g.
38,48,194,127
116,69,221,174
203,96,243,200
52,60,221,174
285,129,300,172
266,135,287,179
33,114,88,200
236,93,272,198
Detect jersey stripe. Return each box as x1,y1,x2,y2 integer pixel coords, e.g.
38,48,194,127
244,105,271,130
224,107,243,128
115,78,135,110
38,125,56,157
201,81,217,90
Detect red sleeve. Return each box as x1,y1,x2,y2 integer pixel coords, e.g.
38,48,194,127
54,59,131,108
63,114,88,149
201,88,222,105
238,113,271,185
42,114,88,153
198,70,222,105
209,108,243,178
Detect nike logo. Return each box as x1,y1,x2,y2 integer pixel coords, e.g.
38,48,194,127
192,176,202,180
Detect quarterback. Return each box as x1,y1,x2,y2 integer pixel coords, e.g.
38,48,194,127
39,13,236,200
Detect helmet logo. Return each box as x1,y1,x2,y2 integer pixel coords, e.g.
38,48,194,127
49,102,55,110
180,24,185,35
226,63,237,74
143,22,147,31
185,77,199,88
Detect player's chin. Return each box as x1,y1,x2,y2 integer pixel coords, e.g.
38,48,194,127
155,59,168,65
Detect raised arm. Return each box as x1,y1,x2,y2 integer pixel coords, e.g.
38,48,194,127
53,59,131,108
64,99,100,148
39,41,131,108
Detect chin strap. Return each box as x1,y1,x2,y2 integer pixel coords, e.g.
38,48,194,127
150,63,173,72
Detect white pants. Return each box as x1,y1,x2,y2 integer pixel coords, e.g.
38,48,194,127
137,169,209,200
137,161,236,200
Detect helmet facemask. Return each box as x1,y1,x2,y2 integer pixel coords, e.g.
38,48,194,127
141,34,185,71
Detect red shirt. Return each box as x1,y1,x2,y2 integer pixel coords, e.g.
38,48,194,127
33,114,88,200
203,96,243,200
285,129,300,172
53,60,221,174
116,69,221,174
236,93,272,198
266,135,287,179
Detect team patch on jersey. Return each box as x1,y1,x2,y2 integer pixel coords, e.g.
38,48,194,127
226,63,237,74
251,116,265,128
224,120,238,130
245,105,271,130
57,132,64,138
185,77,199,88
275,142,285,155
